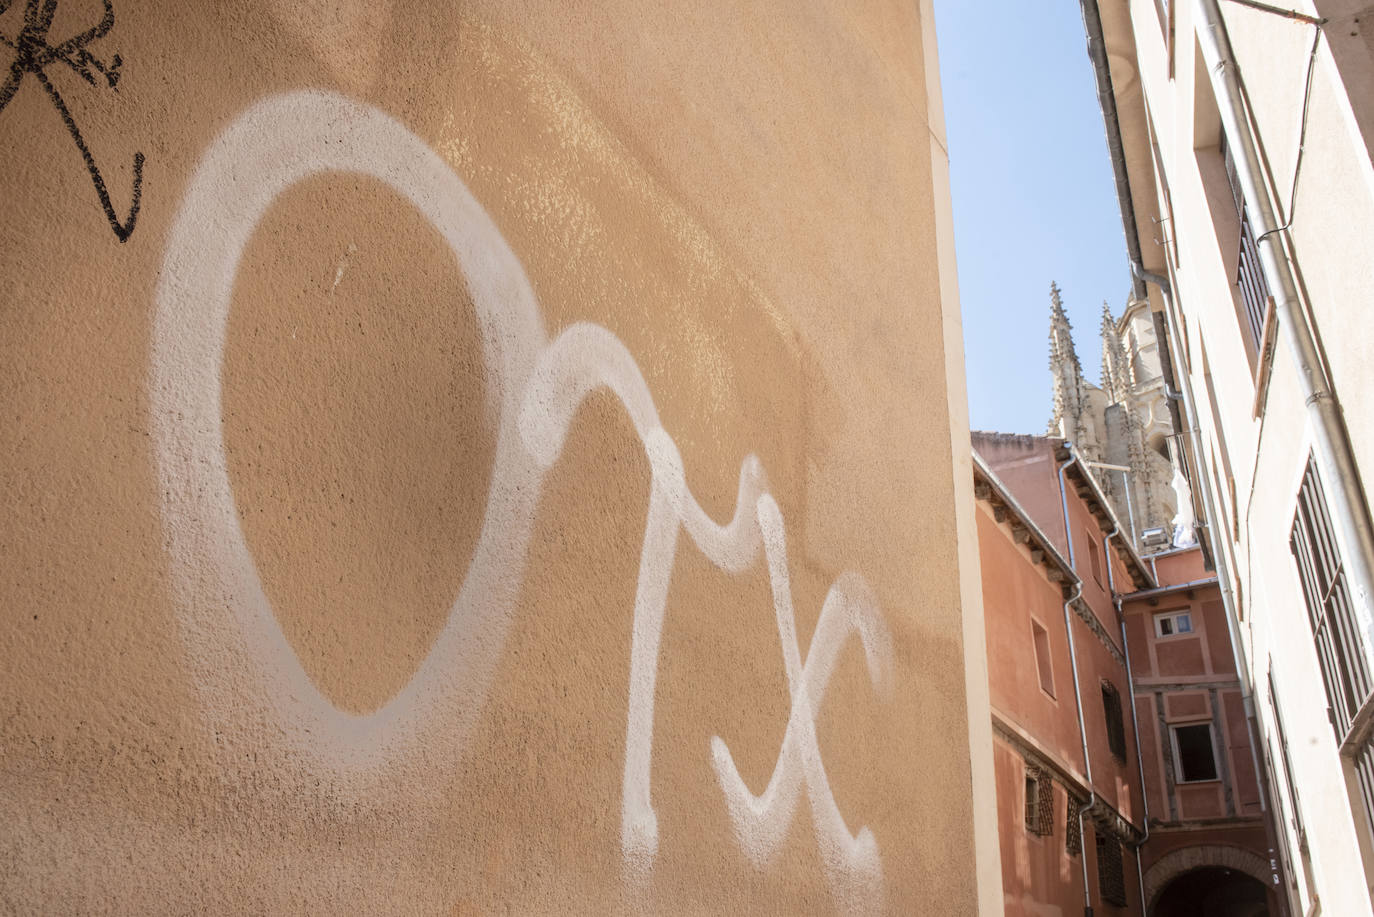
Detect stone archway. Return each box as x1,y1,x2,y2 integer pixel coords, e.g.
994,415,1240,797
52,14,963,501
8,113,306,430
1144,846,1272,913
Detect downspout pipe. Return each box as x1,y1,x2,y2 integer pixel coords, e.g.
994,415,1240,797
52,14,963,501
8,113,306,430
1197,0,1374,658
1058,451,1098,917
1105,525,1152,917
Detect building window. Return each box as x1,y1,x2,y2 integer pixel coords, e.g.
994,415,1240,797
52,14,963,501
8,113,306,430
1095,830,1128,907
1154,610,1193,637
1102,681,1127,762
1087,532,1103,587
1268,669,1306,844
1353,742,1374,853
1290,457,1374,738
1291,457,1374,846
1066,793,1083,857
1024,764,1053,836
1219,132,1272,354
1032,620,1056,698
1171,723,1220,782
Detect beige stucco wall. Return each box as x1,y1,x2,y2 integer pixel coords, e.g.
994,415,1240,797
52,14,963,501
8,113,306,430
0,1,993,913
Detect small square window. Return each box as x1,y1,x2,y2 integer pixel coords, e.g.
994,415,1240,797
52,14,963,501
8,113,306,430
1155,611,1193,637
1172,723,1219,782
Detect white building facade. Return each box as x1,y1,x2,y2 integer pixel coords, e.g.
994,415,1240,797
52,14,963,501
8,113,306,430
1087,0,1374,913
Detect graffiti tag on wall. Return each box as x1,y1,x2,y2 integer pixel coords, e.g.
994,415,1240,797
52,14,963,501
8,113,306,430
150,90,891,908
0,0,143,241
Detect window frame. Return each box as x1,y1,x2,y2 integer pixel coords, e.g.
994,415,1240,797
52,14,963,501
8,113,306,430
1290,456,1373,739
1023,764,1054,836
1031,618,1056,699
1268,668,1306,845
1153,609,1194,638
1094,829,1128,907
1170,721,1221,784
1086,531,1104,588
1101,680,1127,763
1065,792,1083,857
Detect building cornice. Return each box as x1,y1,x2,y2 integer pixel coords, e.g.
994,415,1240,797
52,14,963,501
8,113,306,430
973,452,1079,595
1070,595,1126,667
1119,576,1219,603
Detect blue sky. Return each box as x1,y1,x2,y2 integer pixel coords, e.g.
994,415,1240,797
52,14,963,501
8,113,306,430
934,0,1133,434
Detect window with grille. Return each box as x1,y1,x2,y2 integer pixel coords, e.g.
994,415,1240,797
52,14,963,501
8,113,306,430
1095,830,1127,907
1289,457,1373,739
1217,132,1272,359
1066,793,1083,857
1353,742,1374,850
1291,457,1374,847
1268,669,1306,844
1024,764,1053,836
1102,681,1127,762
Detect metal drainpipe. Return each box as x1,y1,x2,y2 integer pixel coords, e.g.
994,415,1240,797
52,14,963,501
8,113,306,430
1197,0,1374,648
1058,451,1097,917
1158,283,1292,915
1105,525,1152,916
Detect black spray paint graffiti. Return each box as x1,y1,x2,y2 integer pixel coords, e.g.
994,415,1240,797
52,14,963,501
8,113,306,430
0,0,143,241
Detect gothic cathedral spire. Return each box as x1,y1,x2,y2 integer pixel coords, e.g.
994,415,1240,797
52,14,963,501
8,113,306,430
1047,281,1087,440
1101,300,1132,404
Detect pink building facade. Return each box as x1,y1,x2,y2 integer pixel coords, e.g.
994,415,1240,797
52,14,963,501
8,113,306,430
975,432,1282,915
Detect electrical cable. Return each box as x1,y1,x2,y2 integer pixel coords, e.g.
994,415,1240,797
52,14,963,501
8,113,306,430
1257,23,1324,245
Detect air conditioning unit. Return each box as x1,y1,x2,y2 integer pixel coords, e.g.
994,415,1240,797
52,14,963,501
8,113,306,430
1141,527,1170,548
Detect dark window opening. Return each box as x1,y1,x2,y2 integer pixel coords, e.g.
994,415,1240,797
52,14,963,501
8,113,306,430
1102,681,1127,762
1173,723,1219,782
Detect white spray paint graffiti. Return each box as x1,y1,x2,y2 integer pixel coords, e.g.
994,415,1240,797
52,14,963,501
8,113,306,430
711,495,890,909
150,89,893,903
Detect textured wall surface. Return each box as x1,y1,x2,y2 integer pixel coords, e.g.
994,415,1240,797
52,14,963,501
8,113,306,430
0,1,983,912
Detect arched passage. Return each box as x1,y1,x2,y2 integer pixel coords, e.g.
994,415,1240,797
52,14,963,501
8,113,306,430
1145,846,1273,917
1153,867,1267,917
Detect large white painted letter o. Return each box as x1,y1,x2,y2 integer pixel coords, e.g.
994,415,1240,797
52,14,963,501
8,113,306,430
150,90,547,787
